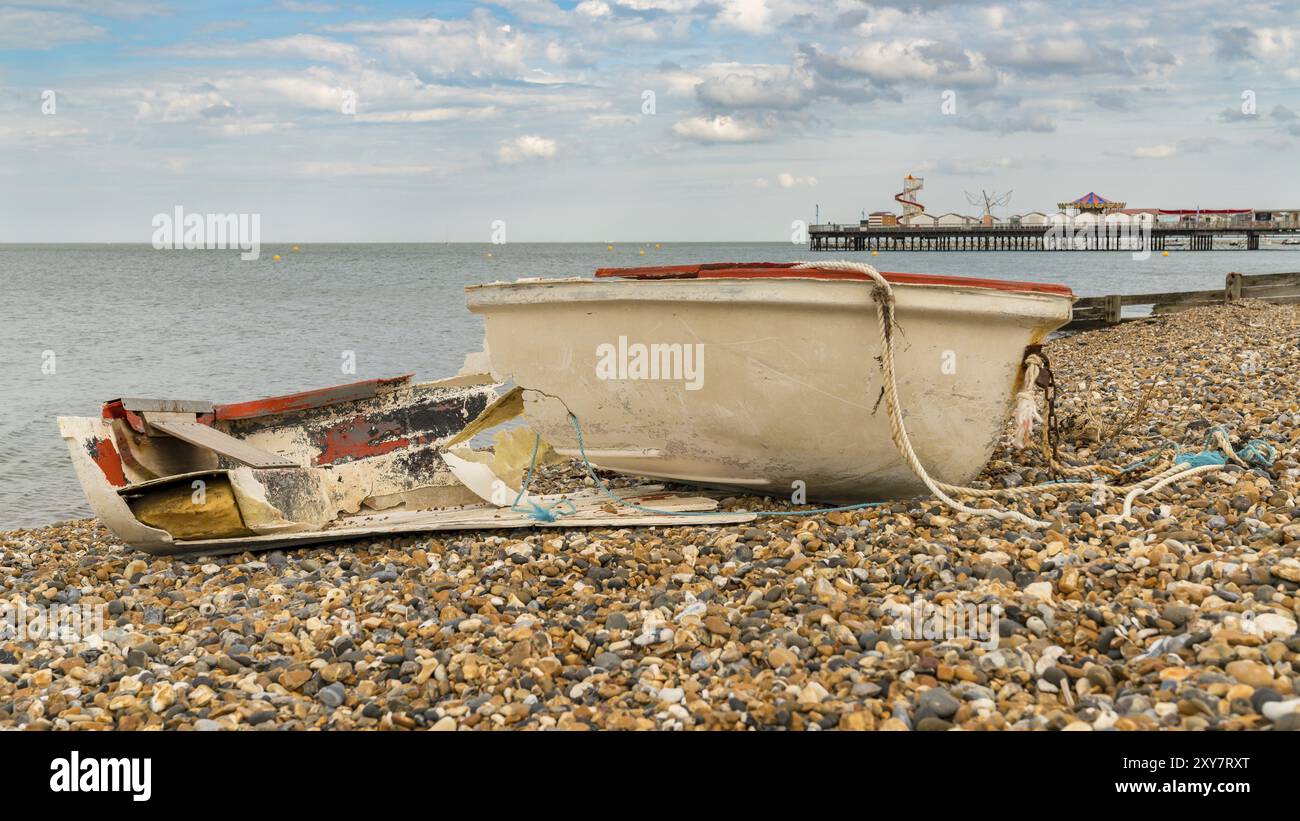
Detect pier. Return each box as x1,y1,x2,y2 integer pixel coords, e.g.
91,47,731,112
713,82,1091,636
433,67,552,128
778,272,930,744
809,222,1300,252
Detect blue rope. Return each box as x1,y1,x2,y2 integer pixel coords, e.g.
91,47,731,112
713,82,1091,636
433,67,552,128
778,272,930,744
509,433,577,521
1166,425,1276,471
1117,426,1276,473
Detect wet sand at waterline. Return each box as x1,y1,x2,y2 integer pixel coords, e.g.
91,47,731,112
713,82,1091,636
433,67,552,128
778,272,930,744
2,301,1299,730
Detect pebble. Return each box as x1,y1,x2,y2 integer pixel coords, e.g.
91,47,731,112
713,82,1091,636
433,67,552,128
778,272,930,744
917,688,960,720
317,683,346,709
1226,660,1276,689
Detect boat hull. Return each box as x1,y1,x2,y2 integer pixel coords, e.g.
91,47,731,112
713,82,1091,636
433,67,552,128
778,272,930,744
466,275,1073,502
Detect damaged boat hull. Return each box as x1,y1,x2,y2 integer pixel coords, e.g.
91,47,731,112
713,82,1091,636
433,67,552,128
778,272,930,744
465,264,1074,503
60,373,750,555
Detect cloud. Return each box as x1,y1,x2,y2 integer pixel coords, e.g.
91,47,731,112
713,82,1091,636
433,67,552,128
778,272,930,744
496,134,558,163
1212,26,1256,61
695,64,815,110
714,0,775,34
1133,143,1177,159
323,14,533,81
672,114,769,143
1218,106,1258,122
1271,104,1298,122
994,36,1097,72
0,8,105,50
1130,138,1221,160
816,38,997,88
754,171,817,188
354,107,499,123
153,34,362,66
6,0,165,17
1091,90,1137,111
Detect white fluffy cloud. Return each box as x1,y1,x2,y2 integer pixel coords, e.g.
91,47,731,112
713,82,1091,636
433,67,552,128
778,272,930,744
672,114,769,143
694,63,815,110
496,134,559,163
1133,143,1177,159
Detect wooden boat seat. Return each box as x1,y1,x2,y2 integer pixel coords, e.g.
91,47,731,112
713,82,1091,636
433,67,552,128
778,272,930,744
143,415,298,469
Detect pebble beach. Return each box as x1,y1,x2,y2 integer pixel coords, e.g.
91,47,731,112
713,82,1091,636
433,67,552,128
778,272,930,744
3,299,1299,731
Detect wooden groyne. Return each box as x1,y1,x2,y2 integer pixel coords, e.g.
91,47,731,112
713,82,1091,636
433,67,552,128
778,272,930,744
1065,271,1300,331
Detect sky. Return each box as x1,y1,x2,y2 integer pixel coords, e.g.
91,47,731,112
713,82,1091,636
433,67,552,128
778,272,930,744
0,0,1297,242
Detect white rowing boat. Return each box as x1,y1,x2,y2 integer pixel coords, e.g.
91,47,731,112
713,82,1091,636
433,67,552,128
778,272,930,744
465,261,1074,503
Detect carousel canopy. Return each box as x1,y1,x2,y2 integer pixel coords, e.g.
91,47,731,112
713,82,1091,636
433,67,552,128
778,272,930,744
1057,191,1126,211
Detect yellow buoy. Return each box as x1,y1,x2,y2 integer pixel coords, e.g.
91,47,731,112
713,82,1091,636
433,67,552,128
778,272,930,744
655,243,661,249
292,245,300,252
606,245,614,251
871,250,878,257
272,254,281,262
486,251,493,258
1162,251,1169,257
639,249,646,256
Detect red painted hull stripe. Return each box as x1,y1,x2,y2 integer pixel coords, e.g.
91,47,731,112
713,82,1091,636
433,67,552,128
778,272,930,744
594,262,1074,297
214,374,414,421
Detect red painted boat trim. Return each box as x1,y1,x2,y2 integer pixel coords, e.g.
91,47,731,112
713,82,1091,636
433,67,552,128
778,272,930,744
101,400,147,433
595,262,1074,297
90,437,128,487
214,375,414,421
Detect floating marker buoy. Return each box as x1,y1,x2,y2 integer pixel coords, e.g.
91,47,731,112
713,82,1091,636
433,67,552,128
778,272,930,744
1162,251,1169,257
272,254,281,261
292,245,300,252
639,249,646,256
871,250,878,257
655,243,661,249
606,245,614,251
486,252,493,258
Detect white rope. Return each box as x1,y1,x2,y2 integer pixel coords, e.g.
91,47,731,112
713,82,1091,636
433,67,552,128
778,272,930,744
1121,463,1221,518
1012,355,1044,450
793,259,1244,529
794,260,1052,529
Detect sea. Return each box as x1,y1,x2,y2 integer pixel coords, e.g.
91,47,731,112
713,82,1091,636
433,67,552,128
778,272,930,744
4,242,1300,529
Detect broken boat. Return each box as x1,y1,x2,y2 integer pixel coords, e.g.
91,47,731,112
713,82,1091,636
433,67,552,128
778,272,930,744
466,262,1074,503
57,373,749,555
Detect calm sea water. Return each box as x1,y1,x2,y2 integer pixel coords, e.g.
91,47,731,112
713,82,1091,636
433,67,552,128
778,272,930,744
4,242,1299,529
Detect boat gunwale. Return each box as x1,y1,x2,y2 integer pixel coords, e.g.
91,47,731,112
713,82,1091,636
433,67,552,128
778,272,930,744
591,262,1074,298
465,275,1076,312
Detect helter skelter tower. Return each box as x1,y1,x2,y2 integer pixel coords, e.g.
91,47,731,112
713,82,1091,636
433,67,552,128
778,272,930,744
895,174,925,224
